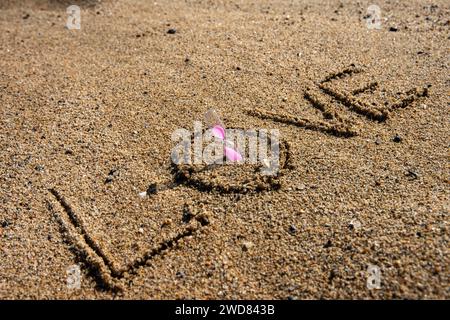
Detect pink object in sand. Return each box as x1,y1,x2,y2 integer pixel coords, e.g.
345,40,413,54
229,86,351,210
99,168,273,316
211,125,225,140
224,145,243,161
204,109,243,162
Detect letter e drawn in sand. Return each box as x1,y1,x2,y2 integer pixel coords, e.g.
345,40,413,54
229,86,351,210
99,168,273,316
46,188,210,292
248,64,429,137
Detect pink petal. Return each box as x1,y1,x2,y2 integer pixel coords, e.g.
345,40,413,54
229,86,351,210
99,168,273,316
224,146,243,162
211,125,225,140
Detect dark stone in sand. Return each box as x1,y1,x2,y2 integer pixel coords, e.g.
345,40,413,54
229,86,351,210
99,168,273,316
1,220,10,228
393,134,402,143
196,214,210,226
375,137,381,145
406,168,419,180
288,225,297,235
105,169,118,184
182,207,193,223
146,183,158,194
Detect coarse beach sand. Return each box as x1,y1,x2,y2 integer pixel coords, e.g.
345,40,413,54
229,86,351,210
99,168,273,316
0,0,448,299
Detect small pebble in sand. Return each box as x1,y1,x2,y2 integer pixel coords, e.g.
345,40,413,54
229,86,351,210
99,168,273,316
375,137,381,145
167,28,177,34
1,220,10,228
138,228,144,234
182,208,193,223
138,191,147,198
349,219,362,231
288,225,297,235
323,239,332,248
393,134,402,143
105,169,118,184
146,183,158,195
406,168,419,180
242,241,254,251
195,213,210,226
389,26,398,32
162,218,172,227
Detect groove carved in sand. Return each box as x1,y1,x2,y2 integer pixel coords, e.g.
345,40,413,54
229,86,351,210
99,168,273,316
249,64,429,136
47,189,208,291
170,134,294,194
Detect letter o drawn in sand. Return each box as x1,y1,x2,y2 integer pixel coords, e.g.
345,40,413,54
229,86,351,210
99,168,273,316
170,128,293,194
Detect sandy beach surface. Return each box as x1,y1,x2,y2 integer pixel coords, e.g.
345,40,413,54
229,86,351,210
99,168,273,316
0,0,448,299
